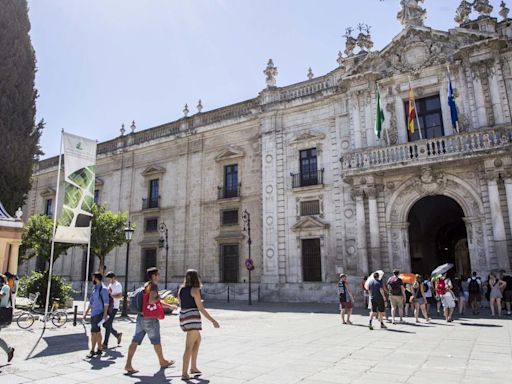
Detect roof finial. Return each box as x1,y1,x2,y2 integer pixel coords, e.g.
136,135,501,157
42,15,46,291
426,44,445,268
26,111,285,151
130,120,136,133
307,67,314,80
397,0,427,27
356,23,373,52
455,1,472,25
473,0,494,17
500,1,510,21
183,104,189,117
197,99,203,113
120,123,125,136
263,59,278,87
343,27,357,57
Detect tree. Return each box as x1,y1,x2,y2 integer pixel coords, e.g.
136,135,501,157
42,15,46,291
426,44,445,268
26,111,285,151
90,204,129,273
0,0,43,215
19,215,72,267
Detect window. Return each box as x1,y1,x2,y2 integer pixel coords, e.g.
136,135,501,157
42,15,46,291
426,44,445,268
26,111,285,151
94,189,100,204
147,179,159,208
44,198,53,218
302,238,321,282
142,248,157,281
300,200,320,216
405,95,444,142
220,244,239,283
298,148,319,187
221,209,239,225
145,218,158,232
224,164,239,198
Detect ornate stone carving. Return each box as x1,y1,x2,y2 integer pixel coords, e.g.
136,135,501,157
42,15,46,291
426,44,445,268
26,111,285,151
337,51,344,68
397,0,427,27
385,103,399,145
343,27,357,57
356,24,373,52
263,59,278,87
307,67,314,80
500,1,510,21
412,167,447,195
473,0,493,17
455,1,472,25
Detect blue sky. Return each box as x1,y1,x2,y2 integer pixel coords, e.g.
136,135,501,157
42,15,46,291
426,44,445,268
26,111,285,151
28,0,504,158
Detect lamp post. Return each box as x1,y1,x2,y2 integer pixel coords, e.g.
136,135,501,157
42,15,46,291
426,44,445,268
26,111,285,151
159,222,169,289
121,221,134,317
242,210,253,305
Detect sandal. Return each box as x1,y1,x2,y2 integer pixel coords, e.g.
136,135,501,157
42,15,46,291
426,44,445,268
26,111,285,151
160,360,175,368
182,375,191,381
190,370,202,375
124,369,139,376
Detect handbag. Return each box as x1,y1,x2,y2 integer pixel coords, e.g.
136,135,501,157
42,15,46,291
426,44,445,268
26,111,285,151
142,291,165,320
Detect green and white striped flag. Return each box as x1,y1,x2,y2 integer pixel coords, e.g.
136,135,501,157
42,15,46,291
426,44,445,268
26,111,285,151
375,88,385,140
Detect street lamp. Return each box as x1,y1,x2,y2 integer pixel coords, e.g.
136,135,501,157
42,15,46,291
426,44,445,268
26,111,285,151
159,222,169,289
242,210,254,305
121,221,134,317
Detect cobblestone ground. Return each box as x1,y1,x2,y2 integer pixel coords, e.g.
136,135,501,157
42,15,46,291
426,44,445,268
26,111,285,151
0,302,511,383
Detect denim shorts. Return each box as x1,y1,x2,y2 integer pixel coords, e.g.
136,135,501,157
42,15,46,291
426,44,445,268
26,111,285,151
91,314,103,333
132,315,161,345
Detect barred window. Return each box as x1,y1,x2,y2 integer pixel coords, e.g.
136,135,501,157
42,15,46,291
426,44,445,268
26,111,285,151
145,218,158,232
221,209,239,225
300,200,320,216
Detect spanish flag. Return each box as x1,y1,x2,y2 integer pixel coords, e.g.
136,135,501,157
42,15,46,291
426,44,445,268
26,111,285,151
407,84,416,136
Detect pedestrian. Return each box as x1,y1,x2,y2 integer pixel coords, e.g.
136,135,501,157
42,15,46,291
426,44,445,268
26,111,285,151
404,283,413,317
125,267,175,375
453,277,465,316
467,272,482,315
387,269,406,324
361,276,369,309
103,272,123,349
84,272,110,358
489,273,506,317
412,274,430,323
179,269,220,381
368,272,387,330
0,274,14,364
423,277,435,316
500,271,512,316
337,274,354,324
435,273,455,322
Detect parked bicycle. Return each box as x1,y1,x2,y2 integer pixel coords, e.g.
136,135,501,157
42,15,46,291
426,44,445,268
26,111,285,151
16,292,68,329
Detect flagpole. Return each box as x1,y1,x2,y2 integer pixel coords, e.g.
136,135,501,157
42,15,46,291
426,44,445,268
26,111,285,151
376,82,388,145
82,224,92,322
409,76,423,140
43,129,64,331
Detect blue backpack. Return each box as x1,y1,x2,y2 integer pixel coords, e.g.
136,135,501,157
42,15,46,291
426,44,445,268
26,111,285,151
130,287,145,314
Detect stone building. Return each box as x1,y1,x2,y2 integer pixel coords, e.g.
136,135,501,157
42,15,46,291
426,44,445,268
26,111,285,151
21,1,512,302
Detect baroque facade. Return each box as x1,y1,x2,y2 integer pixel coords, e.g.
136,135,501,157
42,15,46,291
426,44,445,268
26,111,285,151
22,1,512,302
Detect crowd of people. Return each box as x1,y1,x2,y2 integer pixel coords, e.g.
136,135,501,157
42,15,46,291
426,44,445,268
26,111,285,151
337,269,512,329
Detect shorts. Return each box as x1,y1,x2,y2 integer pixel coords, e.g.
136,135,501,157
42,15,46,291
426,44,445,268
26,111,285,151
441,293,456,309
132,315,161,345
371,298,385,313
415,297,425,305
389,295,404,310
91,314,103,333
504,291,512,303
340,301,353,310
469,292,481,303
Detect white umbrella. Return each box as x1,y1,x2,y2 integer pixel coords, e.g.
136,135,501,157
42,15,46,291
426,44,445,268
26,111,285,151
364,270,384,290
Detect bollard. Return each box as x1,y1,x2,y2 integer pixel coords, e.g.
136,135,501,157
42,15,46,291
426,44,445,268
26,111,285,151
227,286,230,303
73,305,78,326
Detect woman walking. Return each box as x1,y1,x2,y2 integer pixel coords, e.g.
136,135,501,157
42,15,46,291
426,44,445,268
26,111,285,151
489,273,506,317
435,273,456,322
337,274,354,324
412,275,430,323
179,269,220,381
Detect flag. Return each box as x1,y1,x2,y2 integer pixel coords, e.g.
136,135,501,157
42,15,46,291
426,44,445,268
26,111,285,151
448,74,459,131
375,88,385,139
54,132,97,244
407,84,416,136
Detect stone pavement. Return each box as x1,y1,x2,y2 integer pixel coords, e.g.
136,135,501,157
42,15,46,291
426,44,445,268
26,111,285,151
0,302,511,383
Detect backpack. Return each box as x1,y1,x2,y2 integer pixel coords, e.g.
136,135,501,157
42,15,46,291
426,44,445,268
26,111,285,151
99,285,114,315
423,282,429,293
468,278,480,294
388,277,403,295
437,279,447,296
130,286,145,314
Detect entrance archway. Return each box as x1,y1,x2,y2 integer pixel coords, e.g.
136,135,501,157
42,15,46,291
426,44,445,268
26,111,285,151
408,195,471,278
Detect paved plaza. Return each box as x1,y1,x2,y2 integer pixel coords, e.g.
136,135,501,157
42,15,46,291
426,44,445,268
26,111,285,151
1,302,512,383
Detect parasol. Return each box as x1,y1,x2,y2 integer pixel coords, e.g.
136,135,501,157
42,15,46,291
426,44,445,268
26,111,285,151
431,263,453,277
364,270,384,290
399,273,416,284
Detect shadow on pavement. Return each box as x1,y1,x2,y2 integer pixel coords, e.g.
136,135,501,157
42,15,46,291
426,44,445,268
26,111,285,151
460,323,503,327
126,368,208,383
31,332,89,359
385,328,416,334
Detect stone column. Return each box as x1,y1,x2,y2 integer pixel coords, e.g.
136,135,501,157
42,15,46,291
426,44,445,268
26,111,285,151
354,189,369,275
486,171,510,270
367,186,381,269
504,174,512,244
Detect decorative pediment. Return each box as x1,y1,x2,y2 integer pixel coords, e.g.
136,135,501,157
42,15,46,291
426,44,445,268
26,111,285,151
141,165,166,177
215,146,245,162
290,131,326,146
95,177,104,187
291,216,330,232
40,187,56,198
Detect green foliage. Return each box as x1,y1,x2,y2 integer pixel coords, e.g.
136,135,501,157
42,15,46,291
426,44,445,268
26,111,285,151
19,215,72,265
18,271,73,307
91,204,129,272
0,0,43,214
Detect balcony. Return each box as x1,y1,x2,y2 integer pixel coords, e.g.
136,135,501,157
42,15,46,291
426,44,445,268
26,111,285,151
218,184,241,200
291,169,324,188
341,126,512,175
142,197,160,210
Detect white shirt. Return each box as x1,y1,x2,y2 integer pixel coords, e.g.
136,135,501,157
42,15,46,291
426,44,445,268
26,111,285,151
109,281,123,310
423,280,433,298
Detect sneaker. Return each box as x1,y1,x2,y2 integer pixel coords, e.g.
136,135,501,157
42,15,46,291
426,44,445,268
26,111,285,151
117,333,123,345
7,348,14,363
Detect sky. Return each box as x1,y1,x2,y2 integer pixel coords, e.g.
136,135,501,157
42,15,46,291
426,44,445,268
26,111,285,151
28,0,505,158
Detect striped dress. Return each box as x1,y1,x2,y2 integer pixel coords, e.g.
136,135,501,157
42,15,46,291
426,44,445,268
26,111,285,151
179,287,202,332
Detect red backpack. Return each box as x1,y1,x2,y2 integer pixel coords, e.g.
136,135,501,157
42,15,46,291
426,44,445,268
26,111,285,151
436,279,447,296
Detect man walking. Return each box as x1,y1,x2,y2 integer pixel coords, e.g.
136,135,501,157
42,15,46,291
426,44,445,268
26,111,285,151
387,269,406,324
368,272,387,330
467,271,482,315
84,272,110,358
0,274,14,364
103,272,123,349
125,267,175,375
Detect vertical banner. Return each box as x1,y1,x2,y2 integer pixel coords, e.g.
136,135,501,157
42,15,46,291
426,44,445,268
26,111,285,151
54,132,97,244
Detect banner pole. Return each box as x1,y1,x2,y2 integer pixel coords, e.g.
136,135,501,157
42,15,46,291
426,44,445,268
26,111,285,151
409,76,423,140
43,129,64,331
82,226,92,321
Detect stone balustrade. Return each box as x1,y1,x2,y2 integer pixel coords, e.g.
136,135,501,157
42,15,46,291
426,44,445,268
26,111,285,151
341,126,512,174
279,77,334,101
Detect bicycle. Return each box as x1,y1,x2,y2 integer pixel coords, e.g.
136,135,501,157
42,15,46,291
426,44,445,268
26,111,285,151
16,292,68,329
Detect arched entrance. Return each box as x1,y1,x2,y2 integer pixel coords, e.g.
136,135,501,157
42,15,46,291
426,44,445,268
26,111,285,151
408,195,471,278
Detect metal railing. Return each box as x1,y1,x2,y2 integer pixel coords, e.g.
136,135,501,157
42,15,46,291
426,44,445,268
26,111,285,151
142,196,160,210
291,169,324,188
218,183,241,199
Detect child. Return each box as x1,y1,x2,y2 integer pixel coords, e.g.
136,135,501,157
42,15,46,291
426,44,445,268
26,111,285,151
337,274,354,324
179,269,220,380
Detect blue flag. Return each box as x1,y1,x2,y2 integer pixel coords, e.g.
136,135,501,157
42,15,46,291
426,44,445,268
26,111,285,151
448,75,459,131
